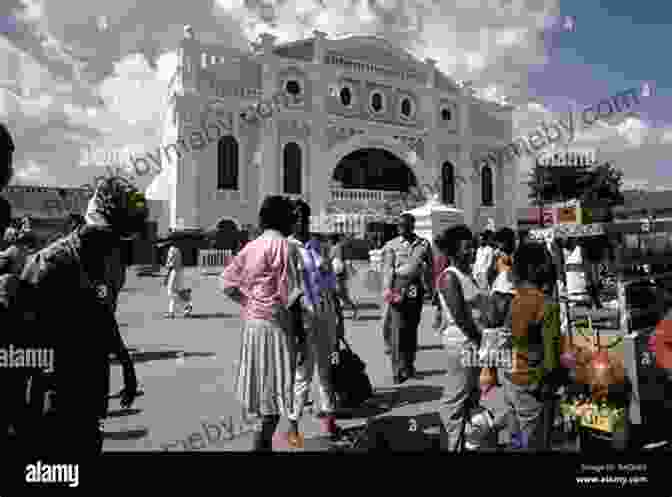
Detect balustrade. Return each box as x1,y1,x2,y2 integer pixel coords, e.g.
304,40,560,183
330,188,402,203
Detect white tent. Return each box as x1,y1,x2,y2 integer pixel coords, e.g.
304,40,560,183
403,195,465,243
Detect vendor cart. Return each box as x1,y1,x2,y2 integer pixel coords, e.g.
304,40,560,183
528,214,672,451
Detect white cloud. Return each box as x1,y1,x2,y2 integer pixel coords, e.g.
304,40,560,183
13,160,50,185
1,0,669,199
616,117,649,147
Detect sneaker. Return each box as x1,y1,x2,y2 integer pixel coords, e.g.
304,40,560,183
183,305,193,317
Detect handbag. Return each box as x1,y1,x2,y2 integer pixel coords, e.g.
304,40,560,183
331,337,373,409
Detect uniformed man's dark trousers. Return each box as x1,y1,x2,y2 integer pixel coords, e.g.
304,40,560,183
387,290,423,377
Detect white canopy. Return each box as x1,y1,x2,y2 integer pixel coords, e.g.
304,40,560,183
403,196,465,219
403,195,465,242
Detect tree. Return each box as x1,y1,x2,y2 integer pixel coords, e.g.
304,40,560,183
527,162,592,206
578,162,624,207
527,161,623,207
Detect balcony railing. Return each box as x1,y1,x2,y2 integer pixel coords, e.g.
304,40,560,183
330,188,403,203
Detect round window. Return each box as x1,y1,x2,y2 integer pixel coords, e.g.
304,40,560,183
441,107,452,121
401,97,413,118
285,80,301,95
370,92,384,113
340,86,352,106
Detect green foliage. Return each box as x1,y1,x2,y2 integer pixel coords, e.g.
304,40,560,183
579,162,624,206
527,161,624,207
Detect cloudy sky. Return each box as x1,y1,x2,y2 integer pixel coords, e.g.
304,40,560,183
0,0,670,204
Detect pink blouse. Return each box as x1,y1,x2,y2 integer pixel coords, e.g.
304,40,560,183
219,230,301,321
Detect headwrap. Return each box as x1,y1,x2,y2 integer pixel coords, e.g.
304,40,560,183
85,176,148,236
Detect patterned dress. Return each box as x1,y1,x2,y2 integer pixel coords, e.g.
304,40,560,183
219,230,303,419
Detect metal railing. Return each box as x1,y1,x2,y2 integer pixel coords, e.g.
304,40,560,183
198,249,233,275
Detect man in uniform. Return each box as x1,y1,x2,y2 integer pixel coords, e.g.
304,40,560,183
381,213,434,383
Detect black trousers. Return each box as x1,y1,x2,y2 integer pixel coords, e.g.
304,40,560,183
27,351,110,456
388,290,423,376
0,369,31,445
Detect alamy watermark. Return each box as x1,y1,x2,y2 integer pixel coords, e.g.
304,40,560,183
25,461,79,488
461,344,511,369
0,344,54,372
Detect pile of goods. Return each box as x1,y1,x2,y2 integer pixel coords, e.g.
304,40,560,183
558,317,627,435
560,397,626,433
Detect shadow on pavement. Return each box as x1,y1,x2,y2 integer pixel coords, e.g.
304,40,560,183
414,369,447,379
417,344,443,351
329,413,444,451
120,288,143,294
335,402,390,420
106,408,143,418
111,350,216,365
185,312,236,319
350,315,381,322
393,385,444,406
355,302,380,310
103,427,149,440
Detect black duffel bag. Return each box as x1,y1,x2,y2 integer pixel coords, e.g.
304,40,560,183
332,337,373,409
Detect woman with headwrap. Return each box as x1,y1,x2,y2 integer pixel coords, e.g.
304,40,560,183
18,176,146,453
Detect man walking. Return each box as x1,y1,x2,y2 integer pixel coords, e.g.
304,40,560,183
381,213,434,383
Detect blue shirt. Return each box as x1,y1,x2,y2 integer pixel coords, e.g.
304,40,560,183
297,238,336,307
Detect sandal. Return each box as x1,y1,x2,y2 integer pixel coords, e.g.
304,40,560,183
273,431,304,449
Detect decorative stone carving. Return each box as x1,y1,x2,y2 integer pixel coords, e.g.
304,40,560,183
279,119,311,138
392,135,424,152
201,106,234,133
326,126,365,149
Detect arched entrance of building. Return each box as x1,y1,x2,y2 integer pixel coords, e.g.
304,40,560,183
331,147,418,245
332,148,418,192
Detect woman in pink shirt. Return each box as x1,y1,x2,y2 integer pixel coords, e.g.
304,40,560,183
219,196,304,451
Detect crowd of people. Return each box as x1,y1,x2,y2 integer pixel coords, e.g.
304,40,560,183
0,118,611,453
208,192,566,451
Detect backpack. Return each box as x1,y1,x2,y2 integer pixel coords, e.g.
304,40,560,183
331,337,373,409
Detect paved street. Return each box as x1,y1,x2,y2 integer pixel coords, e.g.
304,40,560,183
104,266,517,452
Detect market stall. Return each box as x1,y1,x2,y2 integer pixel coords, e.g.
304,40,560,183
528,215,672,451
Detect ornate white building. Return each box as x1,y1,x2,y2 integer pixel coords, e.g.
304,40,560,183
159,26,519,235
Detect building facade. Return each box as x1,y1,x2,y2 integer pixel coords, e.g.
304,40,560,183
2,185,161,264
162,26,518,236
